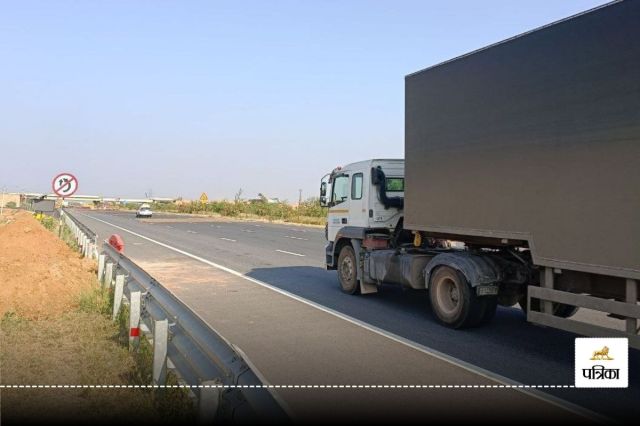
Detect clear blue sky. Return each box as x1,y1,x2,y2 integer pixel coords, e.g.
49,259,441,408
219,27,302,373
0,0,608,201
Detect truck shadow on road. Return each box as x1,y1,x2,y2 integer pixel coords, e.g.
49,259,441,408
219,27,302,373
246,265,640,417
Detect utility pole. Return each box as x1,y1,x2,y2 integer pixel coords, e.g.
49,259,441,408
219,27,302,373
298,189,302,206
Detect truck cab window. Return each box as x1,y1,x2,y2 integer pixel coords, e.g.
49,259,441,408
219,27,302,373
352,173,363,200
331,175,349,206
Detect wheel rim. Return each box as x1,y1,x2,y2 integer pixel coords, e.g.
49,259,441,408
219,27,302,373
340,256,354,284
435,277,460,316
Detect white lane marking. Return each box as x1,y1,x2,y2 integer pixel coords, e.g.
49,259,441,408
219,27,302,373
287,228,306,233
220,237,236,242
79,212,605,423
253,224,262,227
275,249,306,257
132,242,144,246
284,235,308,241
242,229,255,233
187,230,198,234
166,226,174,229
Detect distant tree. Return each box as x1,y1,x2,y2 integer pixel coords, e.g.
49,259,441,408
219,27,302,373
6,201,16,208
234,188,243,203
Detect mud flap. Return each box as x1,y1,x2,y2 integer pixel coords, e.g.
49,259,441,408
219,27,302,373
352,238,378,294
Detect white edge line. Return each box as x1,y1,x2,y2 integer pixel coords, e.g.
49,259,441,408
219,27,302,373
220,237,236,242
80,212,607,423
275,249,306,257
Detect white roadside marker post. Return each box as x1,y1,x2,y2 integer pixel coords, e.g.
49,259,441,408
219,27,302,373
97,254,106,283
152,319,169,385
129,291,141,351
113,274,125,321
104,262,114,287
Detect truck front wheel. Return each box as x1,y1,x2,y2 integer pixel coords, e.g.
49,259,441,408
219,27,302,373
337,245,359,294
429,266,485,328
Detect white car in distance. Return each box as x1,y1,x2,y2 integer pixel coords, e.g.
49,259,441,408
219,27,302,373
136,204,153,218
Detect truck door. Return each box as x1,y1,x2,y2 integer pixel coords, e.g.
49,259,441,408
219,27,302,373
348,172,367,228
327,173,350,242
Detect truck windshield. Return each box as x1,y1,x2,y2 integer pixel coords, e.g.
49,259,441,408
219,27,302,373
331,175,349,206
385,177,404,192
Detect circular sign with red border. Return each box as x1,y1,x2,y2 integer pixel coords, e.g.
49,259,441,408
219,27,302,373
52,172,78,197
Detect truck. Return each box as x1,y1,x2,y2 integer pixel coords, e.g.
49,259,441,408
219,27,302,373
320,0,640,347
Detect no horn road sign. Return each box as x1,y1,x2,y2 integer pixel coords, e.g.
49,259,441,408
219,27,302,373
52,172,78,197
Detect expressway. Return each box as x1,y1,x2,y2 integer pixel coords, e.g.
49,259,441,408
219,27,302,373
73,209,639,422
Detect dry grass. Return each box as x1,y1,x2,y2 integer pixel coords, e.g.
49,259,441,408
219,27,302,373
0,214,195,424
1,310,153,423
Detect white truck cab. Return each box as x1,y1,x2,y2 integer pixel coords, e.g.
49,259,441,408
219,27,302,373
320,159,404,243
320,159,507,328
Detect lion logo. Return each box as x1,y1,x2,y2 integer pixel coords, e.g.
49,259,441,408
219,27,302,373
590,346,614,360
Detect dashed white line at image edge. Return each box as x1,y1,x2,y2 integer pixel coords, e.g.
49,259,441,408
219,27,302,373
77,212,608,423
0,384,577,389
220,237,236,242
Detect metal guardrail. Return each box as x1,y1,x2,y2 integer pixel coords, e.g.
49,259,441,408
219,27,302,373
63,209,289,423
61,208,99,259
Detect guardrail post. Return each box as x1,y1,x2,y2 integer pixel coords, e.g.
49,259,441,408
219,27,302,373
129,290,141,351
82,235,88,257
104,262,114,287
198,380,221,425
97,254,106,282
627,279,638,335
57,213,63,238
152,319,169,385
113,274,125,321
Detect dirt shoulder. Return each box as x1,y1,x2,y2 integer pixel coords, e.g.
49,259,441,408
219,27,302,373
0,210,94,319
0,210,193,424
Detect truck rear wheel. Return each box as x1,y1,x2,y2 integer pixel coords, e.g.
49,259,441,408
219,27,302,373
337,245,359,294
429,266,484,328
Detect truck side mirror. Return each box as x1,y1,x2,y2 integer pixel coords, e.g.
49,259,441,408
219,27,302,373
320,196,327,207
320,182,327,197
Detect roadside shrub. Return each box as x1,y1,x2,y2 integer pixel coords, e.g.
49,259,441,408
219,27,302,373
38,215,57,231
120,197,327,224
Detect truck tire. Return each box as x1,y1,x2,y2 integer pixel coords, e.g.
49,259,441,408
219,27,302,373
337,245,359,294
429,266,484,328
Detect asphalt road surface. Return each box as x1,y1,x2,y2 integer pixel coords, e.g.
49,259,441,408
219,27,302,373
73,209,639,422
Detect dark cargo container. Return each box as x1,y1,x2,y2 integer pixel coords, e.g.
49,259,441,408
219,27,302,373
405,0,640,280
